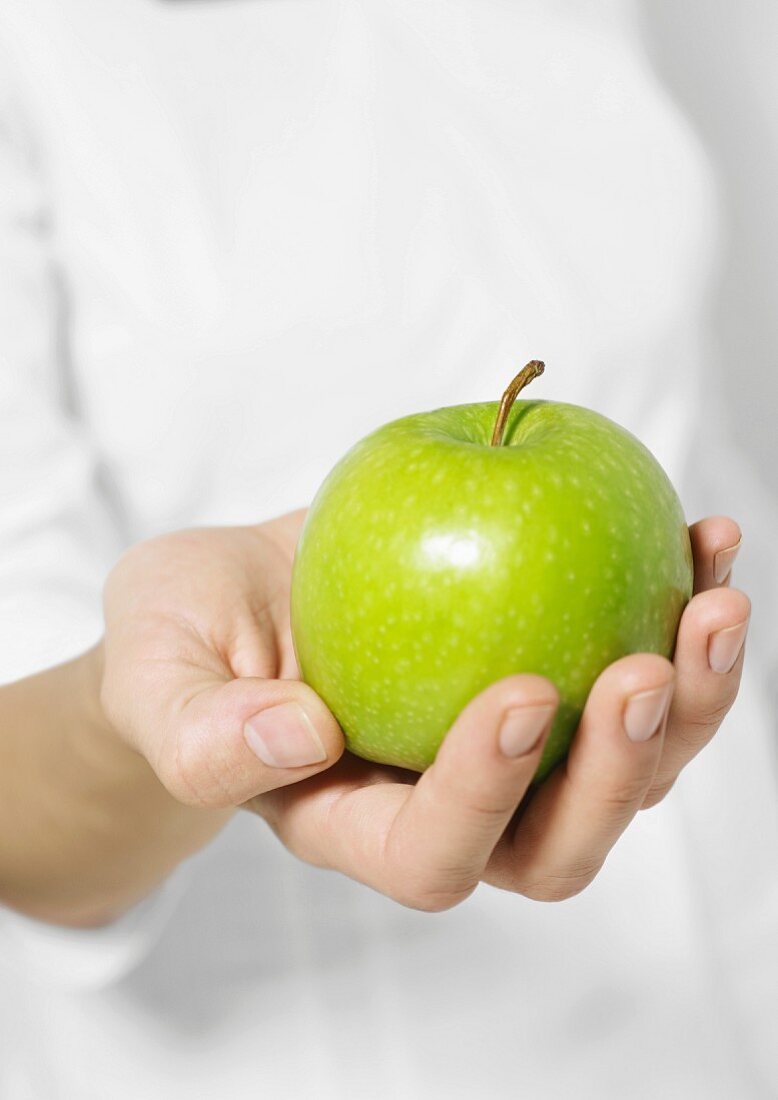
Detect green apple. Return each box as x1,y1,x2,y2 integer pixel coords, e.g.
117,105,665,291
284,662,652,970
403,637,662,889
291,362,693,782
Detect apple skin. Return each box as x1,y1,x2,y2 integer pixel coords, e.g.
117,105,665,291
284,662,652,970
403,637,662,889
291,399,693,782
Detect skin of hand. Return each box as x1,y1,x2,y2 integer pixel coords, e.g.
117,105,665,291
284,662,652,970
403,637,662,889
0,510,748,925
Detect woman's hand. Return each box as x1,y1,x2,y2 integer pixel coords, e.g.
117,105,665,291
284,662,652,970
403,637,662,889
3,503,745,926
100,510,345,807
254,516,749,910
0,510,346,926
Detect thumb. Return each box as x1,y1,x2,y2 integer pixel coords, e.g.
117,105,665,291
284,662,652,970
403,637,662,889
154,675,345,808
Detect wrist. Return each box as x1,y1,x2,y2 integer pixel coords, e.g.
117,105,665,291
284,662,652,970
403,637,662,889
69,642,156,784
0,643,231,928
71,641,234,857
48,645,232,925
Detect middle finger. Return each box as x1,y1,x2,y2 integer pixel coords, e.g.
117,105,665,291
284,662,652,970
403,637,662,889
485,654,674,900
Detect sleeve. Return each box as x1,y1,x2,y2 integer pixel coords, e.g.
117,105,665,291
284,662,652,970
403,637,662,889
0,866,188,992
0,74,120,683
0,67,187,985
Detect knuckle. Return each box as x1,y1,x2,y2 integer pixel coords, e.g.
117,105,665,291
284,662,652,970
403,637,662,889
641,777,676,809
519,862,601,903
464,796,519,829
426,771,518,832
392,882,475,913
675,695,735,741
159,733,233,809
599,773,654,817
381,840,476,913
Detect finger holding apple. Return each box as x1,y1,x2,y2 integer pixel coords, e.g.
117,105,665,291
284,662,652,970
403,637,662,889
689,514,742,593
642,517,749,807
262,550,747,910
482,652,675,899
265,363,752,909
376,673,560,909
484,520,749,899
257,672,556,911
261,538,748,910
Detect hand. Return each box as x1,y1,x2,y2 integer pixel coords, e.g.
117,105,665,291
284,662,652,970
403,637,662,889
0,511,347,927
100,511,344,810
255,516,749,909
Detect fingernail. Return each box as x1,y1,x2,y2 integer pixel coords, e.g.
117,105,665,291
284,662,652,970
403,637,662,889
714,537,742,585
498,705,554,758
244,703,327,768
708,619,749,674
624,683,673,743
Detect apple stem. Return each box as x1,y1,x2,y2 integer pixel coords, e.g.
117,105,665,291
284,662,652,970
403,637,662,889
490,360,545,447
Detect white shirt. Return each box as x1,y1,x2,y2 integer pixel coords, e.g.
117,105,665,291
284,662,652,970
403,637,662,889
1,2,777,1097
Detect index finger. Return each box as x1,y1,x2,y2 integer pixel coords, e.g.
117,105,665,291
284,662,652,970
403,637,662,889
382,676,558,911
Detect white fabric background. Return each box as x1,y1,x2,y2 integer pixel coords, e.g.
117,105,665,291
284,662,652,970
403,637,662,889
0,2,776,1097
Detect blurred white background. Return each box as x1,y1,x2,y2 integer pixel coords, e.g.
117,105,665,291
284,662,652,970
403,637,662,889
643,1,778,499
1,4,777,1098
